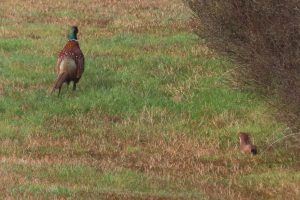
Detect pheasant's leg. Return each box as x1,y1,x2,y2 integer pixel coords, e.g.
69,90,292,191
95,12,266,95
73,82,77,91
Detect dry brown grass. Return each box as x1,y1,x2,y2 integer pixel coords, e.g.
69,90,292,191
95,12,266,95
1,0,190,33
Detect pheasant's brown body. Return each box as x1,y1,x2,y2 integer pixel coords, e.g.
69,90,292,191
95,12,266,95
52,26,84,95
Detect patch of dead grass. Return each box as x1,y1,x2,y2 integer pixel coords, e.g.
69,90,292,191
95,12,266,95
1,0,189,33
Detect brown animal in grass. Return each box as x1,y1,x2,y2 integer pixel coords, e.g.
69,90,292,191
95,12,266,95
239,132,257,155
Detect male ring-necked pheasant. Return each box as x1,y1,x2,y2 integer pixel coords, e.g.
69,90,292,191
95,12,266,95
51,26,84,96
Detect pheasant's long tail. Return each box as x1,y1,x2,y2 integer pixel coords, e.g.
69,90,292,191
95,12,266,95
51,73,68,95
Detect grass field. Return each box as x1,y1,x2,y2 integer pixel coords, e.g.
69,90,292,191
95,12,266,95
0,0,299,199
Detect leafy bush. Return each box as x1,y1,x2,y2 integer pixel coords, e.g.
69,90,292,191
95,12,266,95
186,0,300,130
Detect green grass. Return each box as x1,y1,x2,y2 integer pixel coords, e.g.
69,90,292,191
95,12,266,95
0,0,299,199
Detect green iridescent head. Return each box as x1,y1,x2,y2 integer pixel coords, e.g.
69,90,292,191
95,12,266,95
68,26,78,40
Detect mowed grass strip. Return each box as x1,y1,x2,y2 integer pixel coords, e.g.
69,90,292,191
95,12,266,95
3,163,204,199
0,0,299,199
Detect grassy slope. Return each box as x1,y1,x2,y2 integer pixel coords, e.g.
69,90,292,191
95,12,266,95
0,0,299,199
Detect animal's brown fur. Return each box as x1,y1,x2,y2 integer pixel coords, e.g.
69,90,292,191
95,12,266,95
239,132,257,155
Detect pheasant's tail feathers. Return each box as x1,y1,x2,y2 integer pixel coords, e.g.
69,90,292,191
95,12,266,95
51,73,67,93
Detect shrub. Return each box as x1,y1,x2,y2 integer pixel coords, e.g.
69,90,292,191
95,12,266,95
186,0,300,130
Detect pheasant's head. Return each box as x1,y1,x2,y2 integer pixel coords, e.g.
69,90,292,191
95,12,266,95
68,26,78,40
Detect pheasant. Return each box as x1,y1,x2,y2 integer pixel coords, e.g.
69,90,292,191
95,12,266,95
51,26,84,96
239,132,257,155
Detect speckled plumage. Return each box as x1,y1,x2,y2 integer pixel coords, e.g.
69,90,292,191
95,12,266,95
52,26,84,95
56,40,84,78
